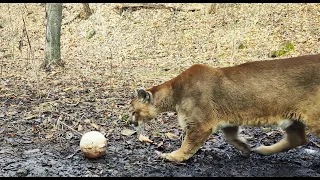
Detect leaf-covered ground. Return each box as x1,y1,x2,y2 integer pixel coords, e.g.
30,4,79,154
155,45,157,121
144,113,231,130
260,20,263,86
0,3,320,177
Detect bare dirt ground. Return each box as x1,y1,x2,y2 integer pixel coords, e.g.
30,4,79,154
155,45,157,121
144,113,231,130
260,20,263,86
0,3,320,177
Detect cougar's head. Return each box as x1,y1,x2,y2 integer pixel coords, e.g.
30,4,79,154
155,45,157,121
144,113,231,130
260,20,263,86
128,89,159,126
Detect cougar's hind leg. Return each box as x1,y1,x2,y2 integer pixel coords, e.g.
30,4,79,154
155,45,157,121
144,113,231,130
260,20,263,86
254,120,308,155
305,89,320,139
222,126,251,156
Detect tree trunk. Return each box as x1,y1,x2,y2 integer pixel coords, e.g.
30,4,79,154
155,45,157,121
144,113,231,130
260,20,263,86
80,3,92,19
42,3,63,70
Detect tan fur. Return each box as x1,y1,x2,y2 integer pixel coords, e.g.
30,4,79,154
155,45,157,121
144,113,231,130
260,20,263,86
129,54,320,162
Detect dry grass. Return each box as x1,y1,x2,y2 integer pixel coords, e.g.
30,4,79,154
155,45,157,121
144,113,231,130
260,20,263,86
0,3,319,126
1,3,319,81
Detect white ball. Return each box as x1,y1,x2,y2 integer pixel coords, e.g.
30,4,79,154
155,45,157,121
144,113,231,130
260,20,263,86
80,131,107,159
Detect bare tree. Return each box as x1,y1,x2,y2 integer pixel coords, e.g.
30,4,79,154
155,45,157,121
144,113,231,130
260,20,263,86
42,3,64,70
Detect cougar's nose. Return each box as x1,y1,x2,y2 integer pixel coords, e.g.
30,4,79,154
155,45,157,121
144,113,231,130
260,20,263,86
132,121,138,127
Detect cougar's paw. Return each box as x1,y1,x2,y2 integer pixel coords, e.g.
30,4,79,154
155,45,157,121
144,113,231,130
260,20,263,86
253,145,273,156
239,148,251,157
160,151,188,162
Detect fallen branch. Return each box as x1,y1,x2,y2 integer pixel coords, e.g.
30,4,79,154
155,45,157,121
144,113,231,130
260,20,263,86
114,4,181,15
63,3,93,26
79,3,92,19
115,3,215,15
63,14,80,26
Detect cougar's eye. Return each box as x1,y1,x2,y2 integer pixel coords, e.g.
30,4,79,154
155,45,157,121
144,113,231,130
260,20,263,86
132,112,136,116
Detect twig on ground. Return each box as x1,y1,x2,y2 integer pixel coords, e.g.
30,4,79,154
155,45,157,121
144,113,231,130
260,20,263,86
308,141,320,148
66,149,81,159
58,120,83,136
225,152,231,159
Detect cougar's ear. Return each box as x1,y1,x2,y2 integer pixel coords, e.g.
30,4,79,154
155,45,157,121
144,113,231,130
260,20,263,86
137,89,152,104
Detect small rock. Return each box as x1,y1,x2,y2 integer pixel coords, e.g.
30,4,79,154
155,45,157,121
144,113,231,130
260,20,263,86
65,132,74,140
23,148,40,155
304,149,319,154
16,169,28,177
86,29,96,39
261,127,271,132
121,128,136,136
296,35,307,43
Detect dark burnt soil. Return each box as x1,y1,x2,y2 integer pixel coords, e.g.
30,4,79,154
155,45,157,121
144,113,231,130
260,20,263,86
1,80,320,177
1,126,320,177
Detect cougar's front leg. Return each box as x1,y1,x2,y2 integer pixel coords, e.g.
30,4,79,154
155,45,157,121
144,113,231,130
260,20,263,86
161,122,214,162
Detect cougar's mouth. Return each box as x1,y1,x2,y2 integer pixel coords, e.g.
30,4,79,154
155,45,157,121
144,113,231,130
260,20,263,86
137,120,145,126
130,120,144,127
129,114,144,127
